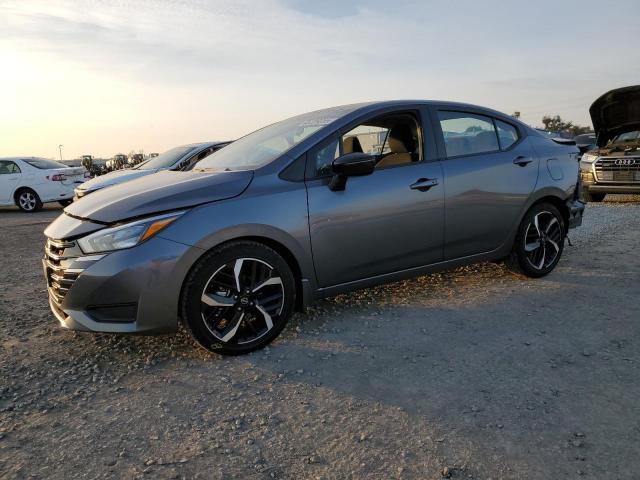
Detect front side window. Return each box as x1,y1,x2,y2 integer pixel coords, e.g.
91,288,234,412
0,161,21,174
495,119,519,150
438,111,499,157
311,112,422,176
23,158,67,169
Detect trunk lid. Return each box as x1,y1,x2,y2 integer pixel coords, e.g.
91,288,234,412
55,167,87,187
589,85,640,147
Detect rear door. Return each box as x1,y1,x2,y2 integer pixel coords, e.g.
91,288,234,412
432,109,539,259
306,107,445,288
0,161,22,204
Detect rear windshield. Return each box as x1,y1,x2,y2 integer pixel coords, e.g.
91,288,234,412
573,134,596,144
23,158,68,169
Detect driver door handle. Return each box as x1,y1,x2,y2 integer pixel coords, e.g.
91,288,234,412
513,156,533,166
410,178,439,191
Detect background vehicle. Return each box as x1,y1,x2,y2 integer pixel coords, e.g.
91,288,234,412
0,157,86,212
44,101,583,355
580,85,640,202
128,153,145,166
74,141,230,199
573,133,597,158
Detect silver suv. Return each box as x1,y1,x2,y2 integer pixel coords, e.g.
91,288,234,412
580,85,640,202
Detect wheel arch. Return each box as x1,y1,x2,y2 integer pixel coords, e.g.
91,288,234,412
178,234,310,318
13,185,36,202
13,186,42,208
526,194,570,233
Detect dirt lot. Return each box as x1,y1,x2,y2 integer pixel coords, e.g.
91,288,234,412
1,198,639,480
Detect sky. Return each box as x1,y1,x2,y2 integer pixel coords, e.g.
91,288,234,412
1,0,639,159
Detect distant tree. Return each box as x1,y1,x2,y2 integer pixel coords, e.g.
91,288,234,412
541,115,591,136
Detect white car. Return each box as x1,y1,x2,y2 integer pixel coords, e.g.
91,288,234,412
0,157,88,212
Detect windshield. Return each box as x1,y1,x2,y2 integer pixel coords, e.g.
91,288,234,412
612,130,640,143
136,146,196,170
195,105,361,171
23,158,68,169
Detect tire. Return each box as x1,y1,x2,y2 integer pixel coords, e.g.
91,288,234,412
181,241,296,355
15,188,43,212
507,202,565,278
59,200,73,207
582,190,605,202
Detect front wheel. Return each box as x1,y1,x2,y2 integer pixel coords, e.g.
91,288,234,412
507,203,565,278
181,241,296,355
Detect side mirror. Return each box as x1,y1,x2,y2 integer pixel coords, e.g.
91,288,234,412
329,152,376,191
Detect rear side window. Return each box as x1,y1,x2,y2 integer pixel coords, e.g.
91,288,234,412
438,111,499,157
23,158,67,169
0,161,21,174
495,119,519,150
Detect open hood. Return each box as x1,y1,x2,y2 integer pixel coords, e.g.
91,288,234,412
589,85,640,147
65,169,253,224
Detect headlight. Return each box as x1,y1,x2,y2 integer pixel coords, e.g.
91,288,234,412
581,153,599,164
77,211,185,254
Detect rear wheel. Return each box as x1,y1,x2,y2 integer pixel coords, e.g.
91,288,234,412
583,191,605,202
181,241,296,355
15,188,42,212
507,203,565,278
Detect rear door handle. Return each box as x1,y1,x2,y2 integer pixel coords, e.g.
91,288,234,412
513,156,532,167
410,178,439,191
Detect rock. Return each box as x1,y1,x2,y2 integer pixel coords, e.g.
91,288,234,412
442,466,451,478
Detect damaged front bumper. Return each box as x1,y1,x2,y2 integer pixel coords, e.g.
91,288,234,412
566,197,585,229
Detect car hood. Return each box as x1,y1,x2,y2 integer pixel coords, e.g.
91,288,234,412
589,85,640,147
78,168,159,191
65,170,254,223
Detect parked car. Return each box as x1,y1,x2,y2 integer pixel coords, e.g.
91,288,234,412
74,141,230,199
0,157,87,212
573,133,597,158
44,100,583,355
580,85,640,202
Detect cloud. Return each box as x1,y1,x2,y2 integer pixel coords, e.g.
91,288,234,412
1,0,639,157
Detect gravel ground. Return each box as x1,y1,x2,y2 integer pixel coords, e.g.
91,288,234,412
1,196,639,479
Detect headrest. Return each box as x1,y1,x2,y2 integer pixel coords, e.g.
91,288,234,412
343,136,363,154
388,124,416,153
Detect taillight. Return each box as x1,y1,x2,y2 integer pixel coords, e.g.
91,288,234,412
47,174,67,181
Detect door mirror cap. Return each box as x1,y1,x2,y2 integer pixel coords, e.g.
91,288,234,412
332,152,376,176
329,152,376,191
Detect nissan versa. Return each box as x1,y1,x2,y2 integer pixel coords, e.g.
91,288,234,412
44,100,584,355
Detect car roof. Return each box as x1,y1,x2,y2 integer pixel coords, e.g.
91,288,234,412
184,140,232,148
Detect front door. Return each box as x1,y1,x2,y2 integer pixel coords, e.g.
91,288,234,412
0,161,21,204
306,110,445,288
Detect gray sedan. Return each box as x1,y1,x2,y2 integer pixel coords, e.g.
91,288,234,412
44,100,584,355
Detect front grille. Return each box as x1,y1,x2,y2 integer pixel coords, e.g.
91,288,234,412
44,238,84,306
594,157,640,183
